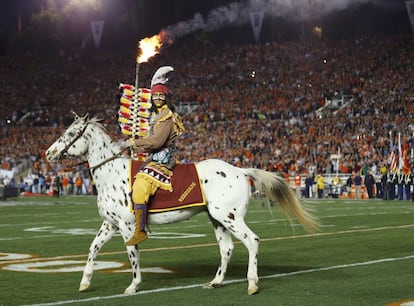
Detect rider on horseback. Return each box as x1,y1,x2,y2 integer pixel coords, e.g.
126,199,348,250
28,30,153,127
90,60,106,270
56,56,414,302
125,66,185,245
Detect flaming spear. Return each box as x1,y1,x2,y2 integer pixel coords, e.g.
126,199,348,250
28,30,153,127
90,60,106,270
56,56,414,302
132,33,164,136
119,32,171,155
116,32,166,158
134,34,164,104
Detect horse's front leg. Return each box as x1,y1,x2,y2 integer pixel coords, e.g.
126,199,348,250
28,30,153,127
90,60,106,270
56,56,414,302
79,220,117,292
118,222,142,294
123,245,141,294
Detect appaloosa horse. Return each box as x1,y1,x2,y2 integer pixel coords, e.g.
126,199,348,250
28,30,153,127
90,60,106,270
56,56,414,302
45,114,318,295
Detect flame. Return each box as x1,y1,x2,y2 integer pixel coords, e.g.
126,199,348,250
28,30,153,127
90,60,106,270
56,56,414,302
137,32,168,64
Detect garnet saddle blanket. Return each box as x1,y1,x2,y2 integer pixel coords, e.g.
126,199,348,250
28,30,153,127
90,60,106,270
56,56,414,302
129,160,206,213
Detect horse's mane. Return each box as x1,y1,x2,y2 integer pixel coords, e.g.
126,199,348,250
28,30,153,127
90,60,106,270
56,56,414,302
85,117,112,140
87,117,123,148
88,117,106,131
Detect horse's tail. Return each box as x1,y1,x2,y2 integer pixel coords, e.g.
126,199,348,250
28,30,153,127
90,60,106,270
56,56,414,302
242,168,319,233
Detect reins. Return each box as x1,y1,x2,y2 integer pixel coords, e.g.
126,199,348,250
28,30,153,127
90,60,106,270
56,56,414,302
70,146,129,172
88,146,129,172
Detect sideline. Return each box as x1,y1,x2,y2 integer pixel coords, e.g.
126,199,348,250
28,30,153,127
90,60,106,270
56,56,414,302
20,253,414,306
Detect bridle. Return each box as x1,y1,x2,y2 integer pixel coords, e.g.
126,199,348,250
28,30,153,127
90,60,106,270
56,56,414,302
57,120,129,172
58,120,90,160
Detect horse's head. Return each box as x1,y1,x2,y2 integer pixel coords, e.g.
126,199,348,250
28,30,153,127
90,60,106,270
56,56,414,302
46,113,91,162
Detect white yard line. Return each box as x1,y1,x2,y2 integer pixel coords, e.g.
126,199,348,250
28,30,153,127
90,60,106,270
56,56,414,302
20,253,414,306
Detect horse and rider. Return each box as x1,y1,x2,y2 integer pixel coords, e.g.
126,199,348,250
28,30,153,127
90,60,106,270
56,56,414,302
45,66,318,295
124,66,185,245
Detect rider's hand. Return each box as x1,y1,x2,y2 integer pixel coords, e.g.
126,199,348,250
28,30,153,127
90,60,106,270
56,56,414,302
125,138,136,148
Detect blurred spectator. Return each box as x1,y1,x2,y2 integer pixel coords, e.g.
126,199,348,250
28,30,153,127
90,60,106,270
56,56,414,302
314,173,325,199
364,169,375,199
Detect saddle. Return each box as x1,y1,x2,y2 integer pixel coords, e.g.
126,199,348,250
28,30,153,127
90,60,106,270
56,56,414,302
130,160,206,213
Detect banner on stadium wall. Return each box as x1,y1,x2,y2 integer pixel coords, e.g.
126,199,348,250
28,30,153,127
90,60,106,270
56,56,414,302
406,1,414,32
249,12,264,43
90,20,104,49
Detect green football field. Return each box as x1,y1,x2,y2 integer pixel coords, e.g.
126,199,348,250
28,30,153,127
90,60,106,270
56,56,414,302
1,195,414,306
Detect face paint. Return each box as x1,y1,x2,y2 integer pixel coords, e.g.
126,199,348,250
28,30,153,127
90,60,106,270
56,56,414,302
152,92,166,101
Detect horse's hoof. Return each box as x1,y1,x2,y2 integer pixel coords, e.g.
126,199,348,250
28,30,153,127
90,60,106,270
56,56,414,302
79,283,90,292
124,287,137,295
203,282,222,289
248,285,259,295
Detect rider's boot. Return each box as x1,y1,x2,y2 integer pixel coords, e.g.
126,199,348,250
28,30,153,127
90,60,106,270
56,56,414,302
125,204,148,246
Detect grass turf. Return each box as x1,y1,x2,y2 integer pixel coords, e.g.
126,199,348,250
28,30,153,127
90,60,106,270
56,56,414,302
1,196,414,305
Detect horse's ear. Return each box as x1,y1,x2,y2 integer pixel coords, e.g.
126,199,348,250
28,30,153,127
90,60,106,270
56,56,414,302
82,113,89,121
72,112,80,121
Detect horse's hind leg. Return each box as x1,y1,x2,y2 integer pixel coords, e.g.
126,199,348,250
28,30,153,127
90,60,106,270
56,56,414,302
203,224,234,289
230,219,260,295
79,220,117,291
209,212,260,295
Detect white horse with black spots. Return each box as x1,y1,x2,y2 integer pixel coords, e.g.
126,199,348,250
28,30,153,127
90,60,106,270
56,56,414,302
45,114,319,295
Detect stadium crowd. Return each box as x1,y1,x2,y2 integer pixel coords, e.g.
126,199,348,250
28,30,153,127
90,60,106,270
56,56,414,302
1,33,414,195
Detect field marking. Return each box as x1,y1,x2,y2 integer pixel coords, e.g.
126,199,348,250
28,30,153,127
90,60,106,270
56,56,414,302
1,207,413,236
2,204,413,235
19,253,414,306
3,223,414,267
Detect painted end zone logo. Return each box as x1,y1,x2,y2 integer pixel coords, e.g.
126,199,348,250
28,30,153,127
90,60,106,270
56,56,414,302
24,226,206,239
0,253,173,274
1,228,205,274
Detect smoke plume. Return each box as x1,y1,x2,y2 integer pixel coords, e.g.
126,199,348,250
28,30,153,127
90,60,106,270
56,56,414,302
163,0,400,40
